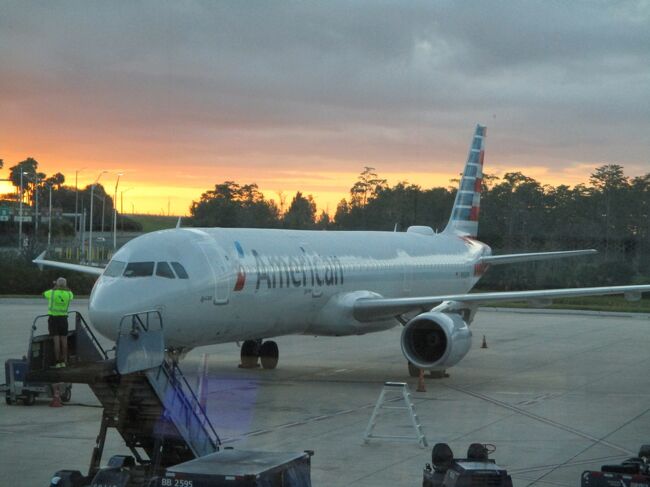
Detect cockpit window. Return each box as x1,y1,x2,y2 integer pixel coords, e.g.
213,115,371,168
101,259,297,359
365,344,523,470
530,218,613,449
104,260,126,277
171,262,189,279
123,262,154,277
156,262,175,279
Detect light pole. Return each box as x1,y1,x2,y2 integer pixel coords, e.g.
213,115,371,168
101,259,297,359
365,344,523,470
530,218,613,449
32,176,42,242
74,168,85,235
47,183,52,248
18,171,27,248
89,170,107,263
113,173,122,249
101,194,105,234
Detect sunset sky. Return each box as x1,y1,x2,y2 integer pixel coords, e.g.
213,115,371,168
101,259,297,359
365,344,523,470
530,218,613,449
1,1,649,216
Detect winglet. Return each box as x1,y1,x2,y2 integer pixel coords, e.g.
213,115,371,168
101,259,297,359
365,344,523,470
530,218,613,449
176,217,182,228
34,250,46,271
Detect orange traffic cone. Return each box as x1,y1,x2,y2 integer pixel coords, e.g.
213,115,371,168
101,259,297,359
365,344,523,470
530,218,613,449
49,384,63,408
481,335,488,349
416,369,426,392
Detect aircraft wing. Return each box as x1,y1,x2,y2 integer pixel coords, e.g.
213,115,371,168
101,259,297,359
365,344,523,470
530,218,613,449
33,252,104,276
353,284,650,322
479,249,597,265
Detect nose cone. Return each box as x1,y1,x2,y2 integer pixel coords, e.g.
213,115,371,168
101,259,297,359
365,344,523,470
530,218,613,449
89,277,158,341
89,278,123,341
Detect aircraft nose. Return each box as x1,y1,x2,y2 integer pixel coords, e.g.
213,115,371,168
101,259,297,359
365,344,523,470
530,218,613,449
89,278,157,341
89,282,123,341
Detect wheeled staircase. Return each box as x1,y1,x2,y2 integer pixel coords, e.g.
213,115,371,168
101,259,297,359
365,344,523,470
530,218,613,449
26,311,220,477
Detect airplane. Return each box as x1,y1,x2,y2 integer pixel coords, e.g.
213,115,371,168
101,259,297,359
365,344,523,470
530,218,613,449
34,125,650,376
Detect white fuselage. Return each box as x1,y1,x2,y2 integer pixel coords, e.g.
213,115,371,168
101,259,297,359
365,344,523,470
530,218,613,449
89,227,490,348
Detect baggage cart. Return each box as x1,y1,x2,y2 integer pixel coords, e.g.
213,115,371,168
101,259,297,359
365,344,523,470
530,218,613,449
1,357,71,405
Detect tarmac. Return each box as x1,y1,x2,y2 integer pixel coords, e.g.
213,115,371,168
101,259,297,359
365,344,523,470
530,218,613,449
1,297,649,487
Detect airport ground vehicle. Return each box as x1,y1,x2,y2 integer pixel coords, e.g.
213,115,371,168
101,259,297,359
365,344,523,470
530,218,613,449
52,449,313,487
581,446,650,487
422,443,512,487
2,357,71,405
26,311,312,487
1,314,76,405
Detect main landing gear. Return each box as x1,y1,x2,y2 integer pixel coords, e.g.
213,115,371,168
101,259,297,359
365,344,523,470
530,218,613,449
240,339,279,370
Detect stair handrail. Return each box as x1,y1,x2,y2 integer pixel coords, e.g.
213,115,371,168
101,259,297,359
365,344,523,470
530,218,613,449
115,310,221,451
73,311,109,359
159,360,221,449
118,310,163,335
29,311,109,363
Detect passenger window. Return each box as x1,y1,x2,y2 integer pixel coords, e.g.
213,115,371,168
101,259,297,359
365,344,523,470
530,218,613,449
156,262,175,279
171,262,189,279
123,262,154,277
104,260,126,277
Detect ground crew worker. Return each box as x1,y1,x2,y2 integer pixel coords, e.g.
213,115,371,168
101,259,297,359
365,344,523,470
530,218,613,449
43,277,74,368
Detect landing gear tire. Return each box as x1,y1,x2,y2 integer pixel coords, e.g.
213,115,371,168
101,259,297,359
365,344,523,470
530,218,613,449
240,340,259,369
22,393,36,406
260,341,279,370
61,386,72,403
407,362,420,378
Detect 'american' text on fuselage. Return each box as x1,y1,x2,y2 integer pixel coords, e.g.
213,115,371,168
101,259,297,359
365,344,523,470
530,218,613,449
252,249,344,290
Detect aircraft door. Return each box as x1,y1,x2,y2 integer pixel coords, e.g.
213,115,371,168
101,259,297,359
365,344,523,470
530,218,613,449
198,240,231,305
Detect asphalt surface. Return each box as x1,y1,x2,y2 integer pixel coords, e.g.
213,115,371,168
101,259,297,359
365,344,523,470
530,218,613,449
1,298,649,487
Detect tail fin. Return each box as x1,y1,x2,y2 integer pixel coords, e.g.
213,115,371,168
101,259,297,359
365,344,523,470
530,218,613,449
443,124,486,238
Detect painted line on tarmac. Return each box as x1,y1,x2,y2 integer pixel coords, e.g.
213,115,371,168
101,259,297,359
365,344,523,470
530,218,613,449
219,397,404,444
445,384,636,456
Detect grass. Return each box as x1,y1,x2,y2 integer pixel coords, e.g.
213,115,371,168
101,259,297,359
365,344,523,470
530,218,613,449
129,214,180,233
492,295,650,313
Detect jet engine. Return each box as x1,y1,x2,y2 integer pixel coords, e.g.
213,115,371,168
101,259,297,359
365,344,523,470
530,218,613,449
400,312,472,370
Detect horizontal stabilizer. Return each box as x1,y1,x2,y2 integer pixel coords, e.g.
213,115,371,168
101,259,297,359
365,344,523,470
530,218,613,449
33,251,104,276
480,249,597,265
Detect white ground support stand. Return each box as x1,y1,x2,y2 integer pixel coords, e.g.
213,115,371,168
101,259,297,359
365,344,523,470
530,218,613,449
363,381,428,448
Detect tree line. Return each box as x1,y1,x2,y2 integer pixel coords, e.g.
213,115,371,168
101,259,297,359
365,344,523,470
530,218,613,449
187,165,650,290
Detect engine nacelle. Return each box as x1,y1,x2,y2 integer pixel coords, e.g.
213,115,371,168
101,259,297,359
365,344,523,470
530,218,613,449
400,312,472,370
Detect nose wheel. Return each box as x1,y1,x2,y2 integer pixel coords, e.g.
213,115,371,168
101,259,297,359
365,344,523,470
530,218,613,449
239,339,279,369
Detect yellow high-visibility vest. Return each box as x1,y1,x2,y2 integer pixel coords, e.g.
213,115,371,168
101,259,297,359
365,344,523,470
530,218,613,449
43,289,74,316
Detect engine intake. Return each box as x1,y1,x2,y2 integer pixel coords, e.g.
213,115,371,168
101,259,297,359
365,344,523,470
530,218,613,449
401,312,472,370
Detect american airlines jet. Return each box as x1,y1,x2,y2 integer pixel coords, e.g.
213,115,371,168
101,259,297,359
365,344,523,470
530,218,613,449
35,125,650,376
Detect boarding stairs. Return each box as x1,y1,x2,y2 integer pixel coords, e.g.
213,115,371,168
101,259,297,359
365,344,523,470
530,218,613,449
26,311,220,477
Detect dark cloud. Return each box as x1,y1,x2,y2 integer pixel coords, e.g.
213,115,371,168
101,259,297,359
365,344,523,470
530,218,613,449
1,0,648,180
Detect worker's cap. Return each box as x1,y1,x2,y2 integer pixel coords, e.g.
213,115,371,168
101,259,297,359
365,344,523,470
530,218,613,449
56,277,67,287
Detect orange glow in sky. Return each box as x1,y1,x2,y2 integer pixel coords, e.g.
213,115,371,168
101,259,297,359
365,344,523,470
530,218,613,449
0,121,641,218
0,128,626,218
0,150,600,217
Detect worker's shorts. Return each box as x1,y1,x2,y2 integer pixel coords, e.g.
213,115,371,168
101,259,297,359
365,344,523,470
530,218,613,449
48,315,69,336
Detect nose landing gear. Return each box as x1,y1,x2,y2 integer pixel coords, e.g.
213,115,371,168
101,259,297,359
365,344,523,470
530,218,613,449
239,339,279,369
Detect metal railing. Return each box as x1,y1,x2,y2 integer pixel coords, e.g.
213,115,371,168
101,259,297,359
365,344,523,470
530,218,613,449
29,311,109,363
118,310,163,334
160,359,221,450
117,310,220,455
